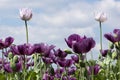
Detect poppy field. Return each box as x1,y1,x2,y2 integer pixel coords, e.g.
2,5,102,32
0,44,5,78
0,8,120,80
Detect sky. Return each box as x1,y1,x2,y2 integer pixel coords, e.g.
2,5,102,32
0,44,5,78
0,0,120,59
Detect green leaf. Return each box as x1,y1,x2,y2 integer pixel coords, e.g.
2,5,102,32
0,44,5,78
26,71,37,80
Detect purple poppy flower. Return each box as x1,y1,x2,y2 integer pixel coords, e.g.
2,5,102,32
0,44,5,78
34,43,55,57
65,34,84,48
105,29,120,43
68,66,76,75
42,72,54,80
4,61,22,73
100,49,109,57
71,54,79,63
4,63,13,73
62,76,67,80
58,59,73,67
4,37,14,48
11,43,34,55
115,30,120,41
54,49,67,58
72,37,95,54
55,68,65,78
87,64,100,75
42,57,53,64
104,33,117,43
0,37,14,49
113,29,120,34
15,62,22,72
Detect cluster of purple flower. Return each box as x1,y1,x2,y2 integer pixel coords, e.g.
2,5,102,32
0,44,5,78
0,33,101,80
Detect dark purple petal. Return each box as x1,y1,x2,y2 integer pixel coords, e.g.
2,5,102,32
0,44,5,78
15,62,22,72
113,29,120,34
104,33,116,43
0,39,5,49
72,37,95,54
34,43,55,57
68,67,76,75
11,43,35,55
42,57,53,64
71,55,79,63
34,43,44,53
100,49,109,57
11,45,20,55
4,37,14,48
4,63,13,73
65,34,81,48
58,59,73,67
17,44,25,55
54,49,67,58
24,44,35,55
115,31,120,42
72,42,82,53
87,64,100,75
81,38,95,53
42,72,54,80
94,64,100,75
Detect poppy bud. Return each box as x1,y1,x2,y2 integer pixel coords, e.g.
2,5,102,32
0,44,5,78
112,51,117,59
95,12,107,22
19,8,32,21
13,55,18,63
64,49,72,54
8,52,14,59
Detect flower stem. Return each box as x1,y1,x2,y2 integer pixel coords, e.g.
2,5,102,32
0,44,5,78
99,22,102,51
25,20,29,43
2,49,4,71
23,55,26,80
24,20,28,80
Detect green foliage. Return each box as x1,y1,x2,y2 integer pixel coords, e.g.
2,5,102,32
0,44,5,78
0,73,6,80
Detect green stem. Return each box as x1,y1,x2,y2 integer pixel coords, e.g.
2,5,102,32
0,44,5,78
23,55,26,80
99,22,102,51
24,20,29,80
107,62,110,79
2,49,4,71
119,58,120,80
79,54,84,80
90,52,94,80
25,20,29,43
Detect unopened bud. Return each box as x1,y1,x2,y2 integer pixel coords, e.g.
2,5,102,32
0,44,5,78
8,52,14,59
112,52,117,59
13,55,18,63
64,49,72,54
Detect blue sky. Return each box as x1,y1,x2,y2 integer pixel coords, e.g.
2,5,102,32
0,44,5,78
0,0,120,59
